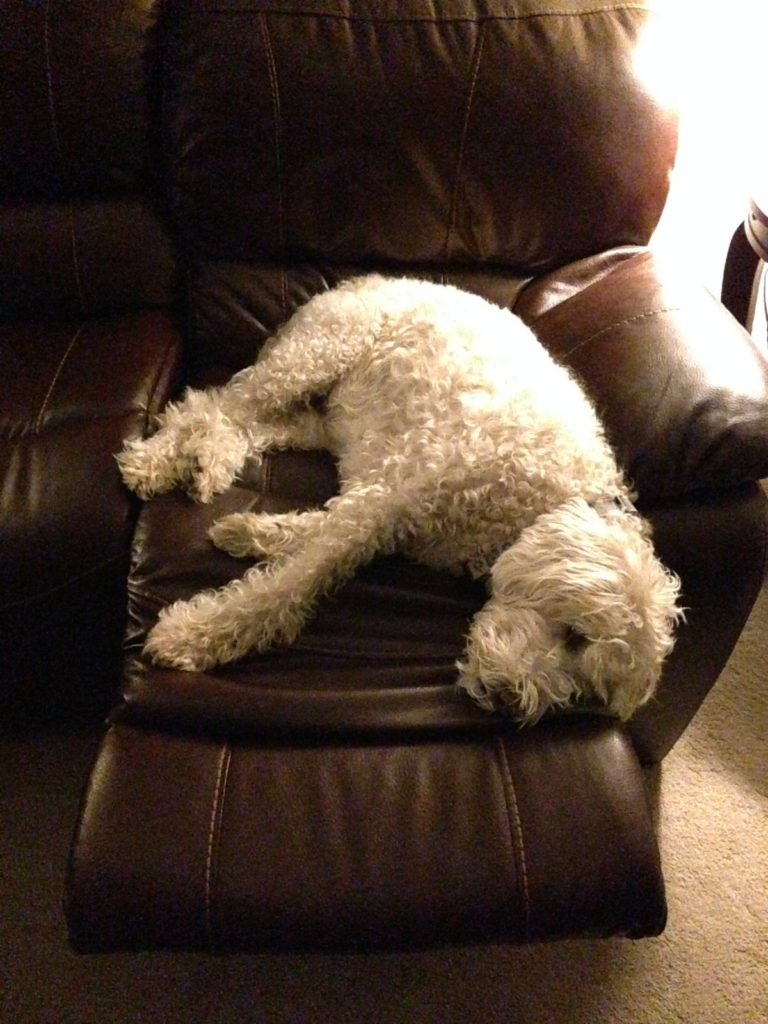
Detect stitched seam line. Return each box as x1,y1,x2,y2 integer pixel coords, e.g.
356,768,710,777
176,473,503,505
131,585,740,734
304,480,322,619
43,0,66,183
443,20,486,273
44,0,86,312
34,324,86,433
561,305,683,357
206,5,650,24
259,13,288,317
0,552,128,614
67,201,86,313
495,737,531,936
205,743,232,951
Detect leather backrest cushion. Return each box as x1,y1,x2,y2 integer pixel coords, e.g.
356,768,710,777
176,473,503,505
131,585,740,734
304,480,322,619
183,262,536,375
0,198,177,322
160,0,677,271
1,0,154,200
1,1,177,320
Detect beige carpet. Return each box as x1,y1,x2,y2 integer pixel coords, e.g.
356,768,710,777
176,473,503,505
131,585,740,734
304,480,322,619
3,565,766,1024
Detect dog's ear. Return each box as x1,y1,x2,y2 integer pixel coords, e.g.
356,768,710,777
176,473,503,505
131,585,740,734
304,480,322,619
457,604,581,723
479,499,682,721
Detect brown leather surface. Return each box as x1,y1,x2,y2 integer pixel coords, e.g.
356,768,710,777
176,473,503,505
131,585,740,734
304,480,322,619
117,450,768,758
0,199,177,322
1,0,156,201
0,312,183,722
161,0,676,273
523,251,768,496
1,0,181,720
1,1,175,322
628,482,768,762
118,448,491,737
66,716,665,951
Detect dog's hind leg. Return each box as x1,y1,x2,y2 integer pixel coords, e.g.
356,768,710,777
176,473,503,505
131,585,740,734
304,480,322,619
222,280,384,418
143,478,414,671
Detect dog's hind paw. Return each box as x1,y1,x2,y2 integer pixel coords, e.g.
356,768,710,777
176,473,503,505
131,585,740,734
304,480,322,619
143,586,282,671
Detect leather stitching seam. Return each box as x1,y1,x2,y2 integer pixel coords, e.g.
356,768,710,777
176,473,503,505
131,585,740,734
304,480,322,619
43,0,86,312
205,743,232,951
258,13,289,317
559,306,684,357
206,5,650,25
443,20,486,274
34,324,86,433
495,736,531,937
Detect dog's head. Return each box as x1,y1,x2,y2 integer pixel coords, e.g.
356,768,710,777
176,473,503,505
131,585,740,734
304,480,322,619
457,498,683,723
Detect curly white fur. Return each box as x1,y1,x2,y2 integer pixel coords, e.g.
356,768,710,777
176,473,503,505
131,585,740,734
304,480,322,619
117,275,682,722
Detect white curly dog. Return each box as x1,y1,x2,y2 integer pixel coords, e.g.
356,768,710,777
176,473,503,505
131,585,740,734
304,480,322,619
118,275,682,722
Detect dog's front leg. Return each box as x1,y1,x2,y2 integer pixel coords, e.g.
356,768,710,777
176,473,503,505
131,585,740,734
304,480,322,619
144,482,411,670
118,389,327,505
209,509,328,561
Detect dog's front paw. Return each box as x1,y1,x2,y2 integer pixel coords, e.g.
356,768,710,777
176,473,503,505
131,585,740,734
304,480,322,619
116,436,180,500
118,392,251,504
181,430,249,504
210,510,321,561
143,598,224,672
208,512,265,559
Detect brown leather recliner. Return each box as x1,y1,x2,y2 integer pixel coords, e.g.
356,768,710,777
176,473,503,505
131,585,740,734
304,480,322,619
4,1,768,952
1,0,181,727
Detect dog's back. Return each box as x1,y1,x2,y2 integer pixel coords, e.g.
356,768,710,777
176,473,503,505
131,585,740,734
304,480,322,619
318,277,623,551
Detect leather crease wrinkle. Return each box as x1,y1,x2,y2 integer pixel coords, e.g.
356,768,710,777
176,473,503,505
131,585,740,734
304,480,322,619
34,324,86,433
43,0,86,311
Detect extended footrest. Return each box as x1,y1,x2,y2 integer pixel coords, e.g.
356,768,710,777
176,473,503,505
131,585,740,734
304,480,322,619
66,714,664,952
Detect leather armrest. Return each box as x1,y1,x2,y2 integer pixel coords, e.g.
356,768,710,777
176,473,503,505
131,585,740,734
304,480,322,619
0,311,184,724
629,482,768,762
518,250,768,499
